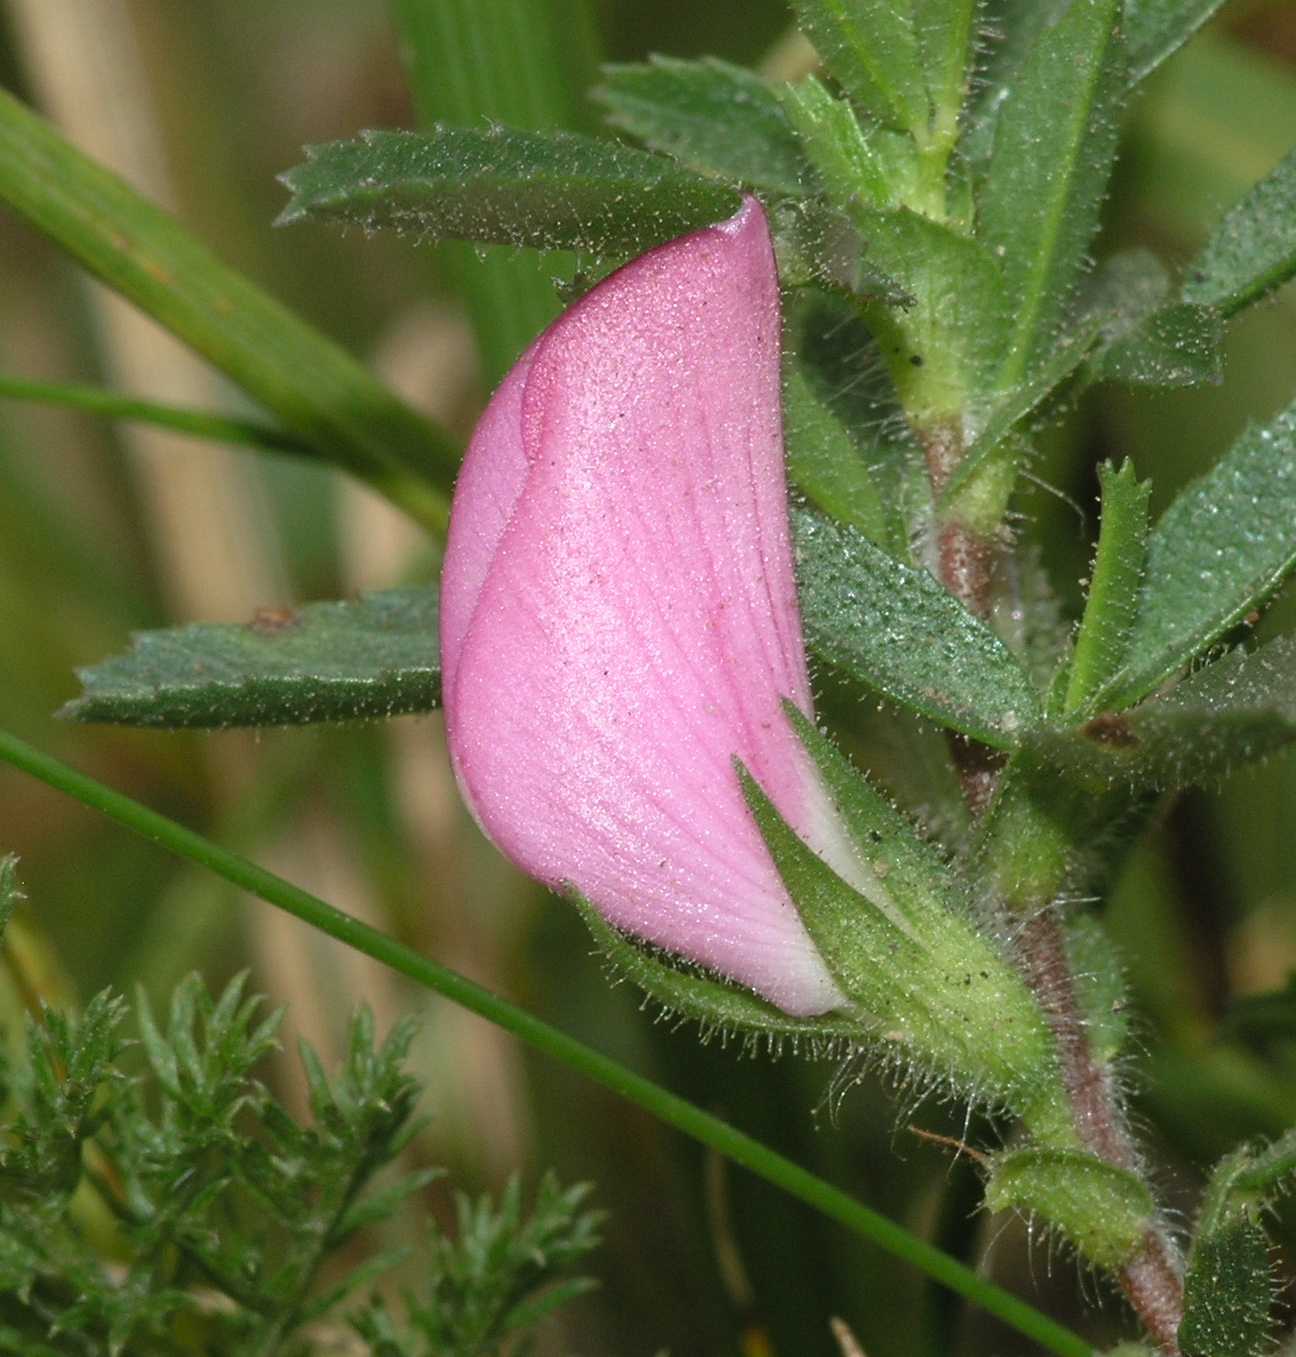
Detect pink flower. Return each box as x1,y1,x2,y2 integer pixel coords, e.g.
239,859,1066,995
439,198,854,1017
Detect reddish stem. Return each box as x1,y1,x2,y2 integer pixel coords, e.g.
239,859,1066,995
922,423,1184,1353
1016,912,1184,1354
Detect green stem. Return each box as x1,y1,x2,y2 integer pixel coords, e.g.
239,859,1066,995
0,728,1092,1357
978,768,1185,1352
926,0,976,157
907,0,976,220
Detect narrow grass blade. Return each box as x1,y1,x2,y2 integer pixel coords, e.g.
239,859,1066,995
390,0,602,384
0,374,312,460
0,88,453,535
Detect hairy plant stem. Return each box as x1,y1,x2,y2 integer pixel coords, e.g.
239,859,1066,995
923,424,1185,1353
1016,912,1184,1354
920,420,998,624
919,419,1004,811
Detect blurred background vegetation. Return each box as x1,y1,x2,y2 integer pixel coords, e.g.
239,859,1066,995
1,2,1295,1353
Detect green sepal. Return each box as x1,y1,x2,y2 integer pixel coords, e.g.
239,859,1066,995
571,892,857,1046
782,702,955,935
738,756,1055,1109
61,587,440,729
736,760,907,1008
1064,461,1152,714
984,1148,1155,1270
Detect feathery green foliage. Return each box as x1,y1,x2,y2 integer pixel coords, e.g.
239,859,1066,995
0,940,600,1357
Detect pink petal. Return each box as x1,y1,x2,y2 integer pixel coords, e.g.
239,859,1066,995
440,198,847,1017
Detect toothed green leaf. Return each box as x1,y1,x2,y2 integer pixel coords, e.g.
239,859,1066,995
782,363,893,548
1124,0,1230,86
1180,1222,1274,1357
593,56,812,195
787,0,928,133
1184,145,1296,319
1095,402,1296,712
980,0,1127,389
62,587,440,729
783,288,921,555
914,0,979,136
1091,302,1224,389
1179,1135,1296,1357
1031,634,1296,792
277,126,741,256
794,508,1042,747
778,76,913,206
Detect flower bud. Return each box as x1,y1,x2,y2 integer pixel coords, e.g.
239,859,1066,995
439,198,854,1016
